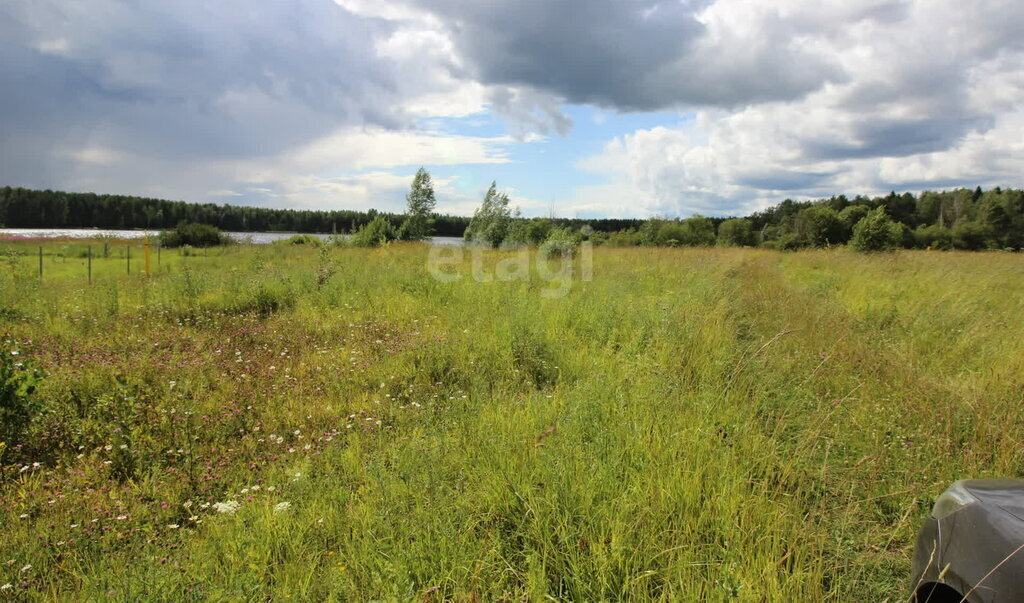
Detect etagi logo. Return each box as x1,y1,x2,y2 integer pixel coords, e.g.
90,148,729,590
427,242,593,299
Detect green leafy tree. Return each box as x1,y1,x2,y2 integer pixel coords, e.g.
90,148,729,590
914,225,953,250
838,205,870,233
794,206,845,246
717,218,755,247
399,167,436,241
464,182,512,248
524,218,553,245
849,208,901,251
951,220,992,250
678,216,717,246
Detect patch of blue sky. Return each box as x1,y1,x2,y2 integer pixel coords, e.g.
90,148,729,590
417,105,693,208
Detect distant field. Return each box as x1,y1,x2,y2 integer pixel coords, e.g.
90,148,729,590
1,241,1022,600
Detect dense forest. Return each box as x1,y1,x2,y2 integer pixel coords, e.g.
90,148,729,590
0,187,473,236
2,185,1022,250
0,186,645,237
580,186,1022,251
737,187,1024,250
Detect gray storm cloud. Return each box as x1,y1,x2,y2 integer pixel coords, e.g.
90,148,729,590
1,0,1022,215
0,0,401,188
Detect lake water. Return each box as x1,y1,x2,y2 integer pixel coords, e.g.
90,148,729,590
0,228,464,246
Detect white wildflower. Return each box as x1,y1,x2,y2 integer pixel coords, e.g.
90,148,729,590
213,501,241,514
273,502,292,514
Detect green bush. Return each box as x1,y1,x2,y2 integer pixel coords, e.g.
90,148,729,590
914,225,954,250
1,340,42,457
640,216,716,247
849,208,901,252
762,233,804,251
348,216,397,248
227,280,297,316
952,220,993,250
158,222,232,248
276,234,325,247
539,227,583,257
600,228,642,247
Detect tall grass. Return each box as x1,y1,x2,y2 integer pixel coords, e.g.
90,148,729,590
0,241,1021,599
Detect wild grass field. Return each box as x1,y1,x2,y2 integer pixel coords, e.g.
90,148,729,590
0,240,1022,600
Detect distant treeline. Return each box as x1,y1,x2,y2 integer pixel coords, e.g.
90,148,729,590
742,187,1024,250
0,187,472,236
580,187,1023,251
0,187,643,236
481,187,1024,252
3,185,1022,250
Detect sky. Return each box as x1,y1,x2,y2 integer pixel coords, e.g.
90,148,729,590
1,0,1022,219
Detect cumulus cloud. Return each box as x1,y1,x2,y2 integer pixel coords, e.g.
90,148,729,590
0,0,396,164
405,0,850,111
575,0,1024,216
1,0,1022,216
44,126,513,212
0,0,494,194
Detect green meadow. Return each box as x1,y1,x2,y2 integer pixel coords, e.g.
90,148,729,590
1,240,1022,600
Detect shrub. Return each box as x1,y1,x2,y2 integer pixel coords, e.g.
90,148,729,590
349,216,397,247
525,219,554,246
850,208,901,252
601,228,642,247
228,280,297,316
539,227,583,257
952,220,993,250
159,222,232,248
276,234,324,247
762,233,804,251
1,340,42,457
641,216,716,247
914,225,954,250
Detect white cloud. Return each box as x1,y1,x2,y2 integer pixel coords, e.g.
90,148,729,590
577,0,1024,215
3,0,1023,217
